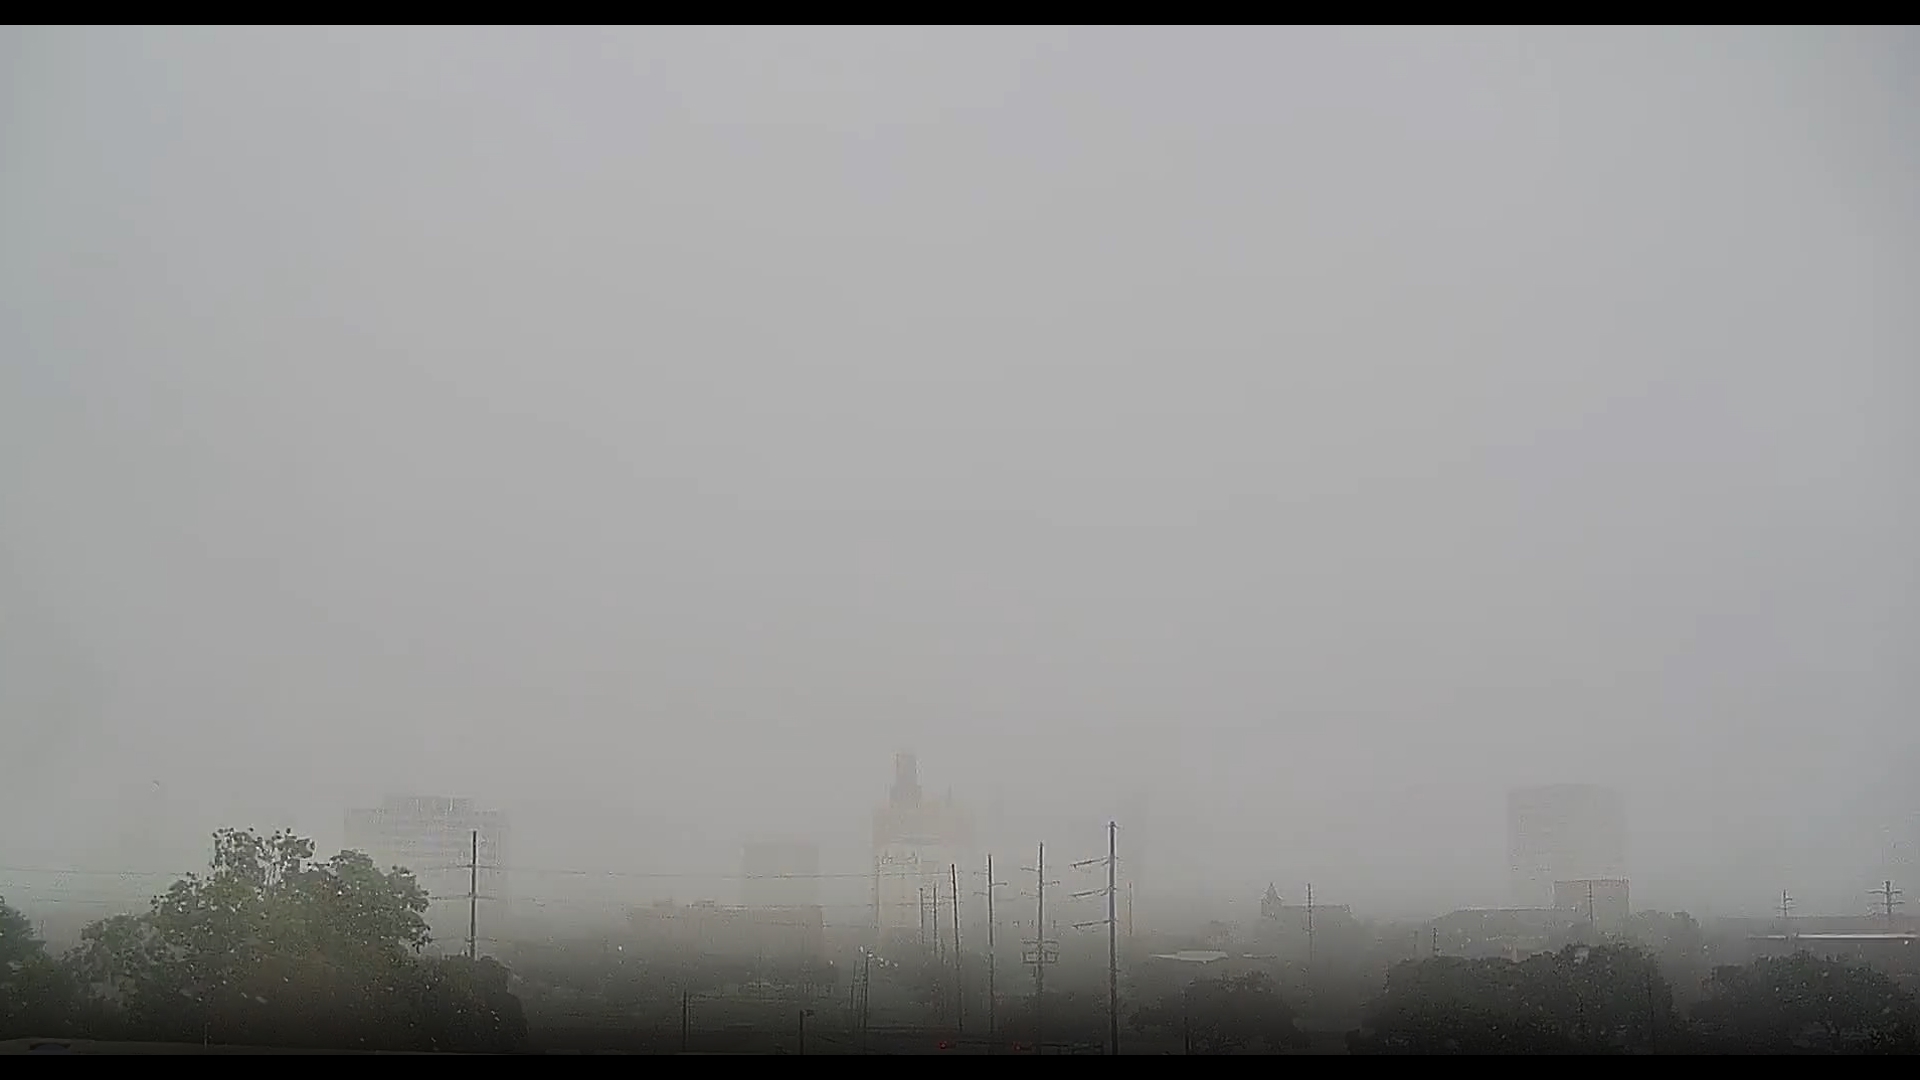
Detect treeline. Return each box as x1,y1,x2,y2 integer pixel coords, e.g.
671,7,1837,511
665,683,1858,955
0,828,527,1053
1349,943,1920,1055
8,831,1919,1055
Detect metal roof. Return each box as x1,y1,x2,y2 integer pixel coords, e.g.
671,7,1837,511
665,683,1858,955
1148,950,1231,964
1747,933,1919,942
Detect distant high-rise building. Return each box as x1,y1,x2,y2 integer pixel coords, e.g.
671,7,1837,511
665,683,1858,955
1120,788,1150,926
1508,784,1626,909
344,795,508,955
741,839,821,910
872,752,973,949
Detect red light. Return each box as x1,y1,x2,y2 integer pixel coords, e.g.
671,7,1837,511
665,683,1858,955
938,1041,952,1050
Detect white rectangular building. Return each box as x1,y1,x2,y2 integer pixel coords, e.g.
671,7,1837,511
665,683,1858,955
1507,784,1626,909
344,795,509,956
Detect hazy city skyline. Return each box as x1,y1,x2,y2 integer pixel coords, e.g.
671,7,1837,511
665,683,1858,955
3,27,1916,923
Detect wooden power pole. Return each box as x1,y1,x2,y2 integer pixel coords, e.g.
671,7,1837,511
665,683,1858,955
1021,844,1058,1055
978,854,1006,1040
951,862,964,1034
466,829,479,960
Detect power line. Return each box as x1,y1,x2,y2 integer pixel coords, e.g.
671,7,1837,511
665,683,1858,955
3,889,916,932
0,862,904,883
475,866,886,881
0,867,186,879
0,882,904,919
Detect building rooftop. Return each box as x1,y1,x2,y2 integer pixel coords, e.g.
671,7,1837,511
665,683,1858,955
1748,933,1919,942
1148,950,1230,964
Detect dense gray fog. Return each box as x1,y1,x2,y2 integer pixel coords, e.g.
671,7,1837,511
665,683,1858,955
2,26,1915,923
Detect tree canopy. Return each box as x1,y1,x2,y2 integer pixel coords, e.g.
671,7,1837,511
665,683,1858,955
1129,971,1307,1054
1350,944,1676,1054
1,895,74,1038
60,827,526,1052
1691,953,1920,1053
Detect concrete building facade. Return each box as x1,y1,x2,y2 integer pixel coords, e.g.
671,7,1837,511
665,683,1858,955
872,752,973,949
343,795,508,955
1508,784,1627,909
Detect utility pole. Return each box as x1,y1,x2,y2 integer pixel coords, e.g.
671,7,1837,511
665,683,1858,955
1305,882,1315,974
681,990,689,1053
1586,880,1597,929
1021,843,1059,1056
977,854,1006,1039
1034,842,1047,1053
1431,925,1440,957
859,947,873,1053
920,885,928,951
951,862,964,1034
1072,822,1121,1055
1870,880,1904,926
1107,822,1118,1056
467,829,479,960
1779,889,1796,946
933,875,944,963
1127,881,1135,938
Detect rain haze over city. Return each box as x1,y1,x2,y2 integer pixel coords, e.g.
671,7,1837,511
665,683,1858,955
1,25,1915,1054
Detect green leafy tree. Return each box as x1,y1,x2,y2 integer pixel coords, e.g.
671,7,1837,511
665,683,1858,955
1626,910,1713,1004
63,827,527,1052
412,956,529,1054
1351,944,1677,1054
1130,972,1307,1054
1,895,74,1037
999,987,1111,1051
1691,953,1920,1053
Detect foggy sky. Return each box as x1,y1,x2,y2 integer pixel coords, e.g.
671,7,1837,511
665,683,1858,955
2,26,1915,921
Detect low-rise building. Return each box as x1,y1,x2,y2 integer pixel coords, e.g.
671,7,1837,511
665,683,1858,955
1553,877,1631,931
628,900,825,965
1430,907,1578,961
